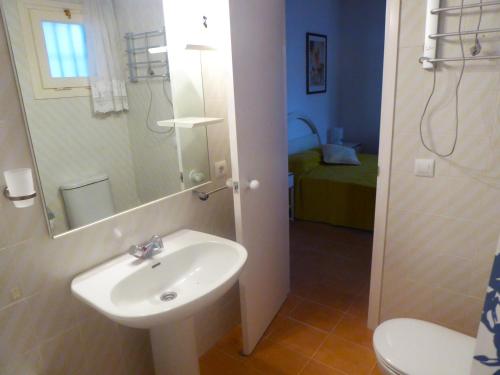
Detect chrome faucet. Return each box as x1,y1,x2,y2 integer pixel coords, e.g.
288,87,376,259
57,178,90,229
128,235,163,259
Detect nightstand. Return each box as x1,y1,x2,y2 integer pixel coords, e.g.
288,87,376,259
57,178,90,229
288,172,294,221
343,142,363,153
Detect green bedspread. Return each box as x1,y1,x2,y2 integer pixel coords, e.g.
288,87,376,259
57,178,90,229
289,150,377,231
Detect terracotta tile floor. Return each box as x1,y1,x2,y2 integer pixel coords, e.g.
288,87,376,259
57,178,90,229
200,221,382,375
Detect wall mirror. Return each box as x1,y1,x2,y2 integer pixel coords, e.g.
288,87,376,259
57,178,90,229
2,0,218,236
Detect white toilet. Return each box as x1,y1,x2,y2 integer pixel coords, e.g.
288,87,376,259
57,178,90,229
61,174,115,229
373,318,476,375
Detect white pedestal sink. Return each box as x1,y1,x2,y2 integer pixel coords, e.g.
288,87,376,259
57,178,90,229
71,230,247,375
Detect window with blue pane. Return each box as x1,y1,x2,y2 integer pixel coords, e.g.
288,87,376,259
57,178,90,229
42,21,88,78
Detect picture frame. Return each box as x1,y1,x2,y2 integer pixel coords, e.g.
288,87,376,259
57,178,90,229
306,32,327,94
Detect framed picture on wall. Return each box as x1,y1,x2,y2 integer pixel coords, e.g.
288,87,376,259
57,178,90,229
306,33,327,94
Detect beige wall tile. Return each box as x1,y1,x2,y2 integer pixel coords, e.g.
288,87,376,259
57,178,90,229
118,325,155,375
0,348,42,375
39,327,86,375
381,0,500,335
0,300,39,367
80,315,126,375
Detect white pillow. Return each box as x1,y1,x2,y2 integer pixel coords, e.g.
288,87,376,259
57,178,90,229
322,144,360,165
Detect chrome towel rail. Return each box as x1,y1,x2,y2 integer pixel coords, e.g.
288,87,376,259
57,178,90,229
124,29,164,39
193,186,228,201
133,74,170,79
431,0,500,14
125,28,168,82
127,60,166,66
422,0,500,68
420,55,500,64
430,27,500,39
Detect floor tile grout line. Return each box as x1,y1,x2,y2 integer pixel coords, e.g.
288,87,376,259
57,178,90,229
302,313,348,375
296,358,313,375
289,292,356,315
211,347,267,375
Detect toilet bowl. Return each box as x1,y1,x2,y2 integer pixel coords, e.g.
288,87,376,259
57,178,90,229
373,318,476,375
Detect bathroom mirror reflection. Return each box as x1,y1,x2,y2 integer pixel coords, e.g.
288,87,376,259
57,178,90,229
2,0,213,236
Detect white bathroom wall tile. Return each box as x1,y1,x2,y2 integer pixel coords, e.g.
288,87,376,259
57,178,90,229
480,186,500,228
0,198,47,248
381,279,435,323
390,130,420,173
451,134,494,174
31,282,86,342
0,245,21,309
0,240,48,309
0,347,42,375
381,0,500,333
435,254,475,294
393,47,434,135
0,124,35,184
444,176,490,221
430,288,471,332
385,208,423,249
381,244,418,308
405,246,447,287
468,250,494,299
458,66,500,95
39,327,86,375
80,315,126,375
0,214,7,251
389,172,449,216
0,299,39,368
461,296,483,336
399,0,426,48
118,326,155,375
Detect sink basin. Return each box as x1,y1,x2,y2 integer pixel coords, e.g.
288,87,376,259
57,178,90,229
71,229,247,375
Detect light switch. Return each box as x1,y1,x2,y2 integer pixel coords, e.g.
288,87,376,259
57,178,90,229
414,159,435,177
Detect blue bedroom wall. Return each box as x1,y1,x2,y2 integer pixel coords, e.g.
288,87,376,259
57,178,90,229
286,0,385,155
286,0,340,144
337,0,386,154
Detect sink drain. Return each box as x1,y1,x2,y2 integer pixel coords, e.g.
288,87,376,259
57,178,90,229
160,291,177,302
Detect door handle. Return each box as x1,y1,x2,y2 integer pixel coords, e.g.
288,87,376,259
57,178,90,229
226,179,259,191
248,180,260,190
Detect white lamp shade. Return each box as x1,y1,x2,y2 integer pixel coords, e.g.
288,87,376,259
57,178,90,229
4,168,35,208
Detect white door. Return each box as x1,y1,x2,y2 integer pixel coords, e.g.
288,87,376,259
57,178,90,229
225,0,290,355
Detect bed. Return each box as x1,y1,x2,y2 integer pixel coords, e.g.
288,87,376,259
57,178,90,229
288,113,377,231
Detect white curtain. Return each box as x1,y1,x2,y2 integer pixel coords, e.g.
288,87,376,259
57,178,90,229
84,0,128,114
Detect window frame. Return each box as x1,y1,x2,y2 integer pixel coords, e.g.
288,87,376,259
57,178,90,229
32,10,89,89
18,0,90,99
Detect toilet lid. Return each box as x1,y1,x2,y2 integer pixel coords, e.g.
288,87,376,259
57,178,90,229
373,318,476,375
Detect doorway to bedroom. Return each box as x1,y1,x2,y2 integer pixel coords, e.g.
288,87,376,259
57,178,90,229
283,0,386,358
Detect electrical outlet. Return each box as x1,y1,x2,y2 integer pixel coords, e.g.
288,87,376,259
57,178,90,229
214,160,227,178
